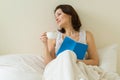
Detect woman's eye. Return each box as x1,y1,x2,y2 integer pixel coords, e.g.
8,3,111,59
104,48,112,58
57,13,61,16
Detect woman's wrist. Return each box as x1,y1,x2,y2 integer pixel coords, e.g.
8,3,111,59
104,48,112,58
43,42,48,47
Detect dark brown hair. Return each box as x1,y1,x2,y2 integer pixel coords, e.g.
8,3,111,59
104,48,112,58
54,4,82,33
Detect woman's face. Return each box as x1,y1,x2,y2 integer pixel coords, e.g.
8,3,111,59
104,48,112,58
55,8,71,27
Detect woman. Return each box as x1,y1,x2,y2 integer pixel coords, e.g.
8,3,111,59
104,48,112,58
40,4,100,80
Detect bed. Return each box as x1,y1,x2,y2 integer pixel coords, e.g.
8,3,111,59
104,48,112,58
0,44,119,80
0,54,44,80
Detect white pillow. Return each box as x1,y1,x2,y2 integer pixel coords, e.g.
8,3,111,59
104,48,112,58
98,44,118,72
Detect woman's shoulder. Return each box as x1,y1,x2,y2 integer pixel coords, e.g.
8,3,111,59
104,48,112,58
85,31,95,43
86,31,93,36
80,29,92,35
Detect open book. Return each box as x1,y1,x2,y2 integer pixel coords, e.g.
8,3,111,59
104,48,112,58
56,36,88,60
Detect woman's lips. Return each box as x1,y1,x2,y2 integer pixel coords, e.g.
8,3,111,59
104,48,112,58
57,20,60,24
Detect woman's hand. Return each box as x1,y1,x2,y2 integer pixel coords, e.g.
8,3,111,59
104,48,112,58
76,59,82,63
40,32,48,46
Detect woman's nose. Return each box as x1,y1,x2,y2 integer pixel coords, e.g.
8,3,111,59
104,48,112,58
56,17,58,21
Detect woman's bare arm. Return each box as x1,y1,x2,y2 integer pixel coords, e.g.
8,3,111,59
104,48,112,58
40,32,56,65
77,31,99,66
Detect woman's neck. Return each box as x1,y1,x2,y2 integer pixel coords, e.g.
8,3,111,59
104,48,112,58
64,26,76,36
62,27,79,41
61,23,79,40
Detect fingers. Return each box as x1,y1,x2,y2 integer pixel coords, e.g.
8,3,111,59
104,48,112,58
40,32,48,44
40,32,47,37
40,32,47,39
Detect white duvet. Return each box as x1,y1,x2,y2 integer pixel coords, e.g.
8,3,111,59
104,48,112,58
0,54,44,80
0,52,119,80
43,50,120,80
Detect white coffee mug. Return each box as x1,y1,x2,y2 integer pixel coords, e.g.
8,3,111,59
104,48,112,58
46,32,57,39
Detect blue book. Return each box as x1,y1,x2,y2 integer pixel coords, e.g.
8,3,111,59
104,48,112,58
56,36,88,60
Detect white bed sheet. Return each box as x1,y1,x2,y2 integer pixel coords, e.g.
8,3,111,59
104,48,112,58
0,54,44,80
0,53,119,80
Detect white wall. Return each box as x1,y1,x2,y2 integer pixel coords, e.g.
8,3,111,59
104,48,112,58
0,0,58,54
0,0,120,74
